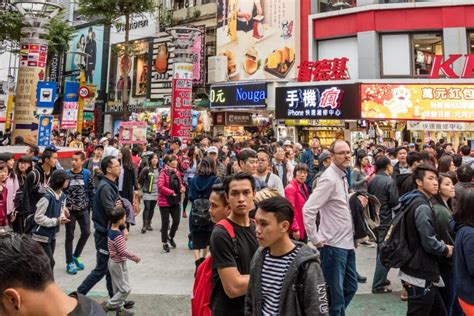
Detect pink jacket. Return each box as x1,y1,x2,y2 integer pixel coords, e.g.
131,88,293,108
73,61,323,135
157,166,183,207
285,179,309,240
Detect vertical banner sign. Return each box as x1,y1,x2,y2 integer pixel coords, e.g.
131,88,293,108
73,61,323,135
61,81,80,129
37,115,53,146
13,43,48,144
171,63,193,140
36,81,57,115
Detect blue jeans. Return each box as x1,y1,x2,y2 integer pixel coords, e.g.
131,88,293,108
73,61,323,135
77,232,113,297
372,226,390,290
320,246,358,316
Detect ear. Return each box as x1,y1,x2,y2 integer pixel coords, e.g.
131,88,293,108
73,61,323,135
281,220,290,233
415,178,423,188
224,192,230,203
2,288,21,310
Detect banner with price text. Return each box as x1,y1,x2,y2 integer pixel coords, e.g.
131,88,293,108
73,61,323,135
170,63,193,141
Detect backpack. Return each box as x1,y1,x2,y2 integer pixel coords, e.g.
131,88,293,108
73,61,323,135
379,198,424,269
190,194,211,229
191,219,238,316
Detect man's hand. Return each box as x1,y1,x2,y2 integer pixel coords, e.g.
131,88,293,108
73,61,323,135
358,195,369,208
446,245,454,258
9,212,16,223
63,207,70,218
315,240,326,249
60,216,70,225
181,186,186,193
115,199,124,209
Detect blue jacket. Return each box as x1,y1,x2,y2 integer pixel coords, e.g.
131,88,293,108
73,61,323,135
452,220,474,304
300,149,316,188
32,188,66,243
93,176,119,235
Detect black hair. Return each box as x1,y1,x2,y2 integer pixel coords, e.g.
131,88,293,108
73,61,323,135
109,207,126,224
457,164,474,183
453,188,474,226
354,149,368,170
14,155,33,179
120,147,134,171
395,146,408,155
211,183,228,206
293,163,309,178
433,173,454,210
413,163,438,186
0,152,13,163
438,155,454,173
453,154,463,168
49,170,69,191
73,151,86,161
163,154,178,165
101,156,117,175
14,135,24,144
41,149,55,161
375,156,391,172
29,145,40,156
226,158,238,176
196,157,216,176
223,172,256,194
132,147,139,155
407,151,424,167
0,233,53,294
257,196,294,227
147,153,159,169
461,145,471,156
237,148,257,165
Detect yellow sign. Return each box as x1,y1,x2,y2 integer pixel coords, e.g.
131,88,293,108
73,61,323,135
77,70,86,133
361,84,474,122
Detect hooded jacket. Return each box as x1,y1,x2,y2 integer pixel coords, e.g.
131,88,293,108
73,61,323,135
285,179,309,240
395,173,416,197
451,220,474,304
245,242,329,316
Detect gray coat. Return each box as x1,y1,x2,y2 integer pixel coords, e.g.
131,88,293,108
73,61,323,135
245,242,329,316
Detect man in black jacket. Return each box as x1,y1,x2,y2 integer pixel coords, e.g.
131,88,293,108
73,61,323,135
395,151,424,196
399,163,453,315
368,156,400,294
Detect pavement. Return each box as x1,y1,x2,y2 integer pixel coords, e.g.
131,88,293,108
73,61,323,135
54,207,407,315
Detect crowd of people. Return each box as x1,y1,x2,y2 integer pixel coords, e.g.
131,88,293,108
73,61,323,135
0,131,474,316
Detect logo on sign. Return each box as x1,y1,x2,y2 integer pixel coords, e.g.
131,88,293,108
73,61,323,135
235,88,266,103
285,87,343,117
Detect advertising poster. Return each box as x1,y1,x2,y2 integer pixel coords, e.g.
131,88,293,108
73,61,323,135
37,115,53,146
210,82,267,109
36,81,57,115
65,25,105,87
61,82,80,129
171,63,193,140
192,26,206,85
119,121,147,144
83,85,97,111
150,32,174,102
216,0,299,81
361,84,474,122
275,84,361,120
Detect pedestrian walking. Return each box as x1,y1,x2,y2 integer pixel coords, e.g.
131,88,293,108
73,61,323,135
138,153,160,233
285,163,310,242
10,155,33,233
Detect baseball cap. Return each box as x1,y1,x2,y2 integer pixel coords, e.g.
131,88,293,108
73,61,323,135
207,146,218,154
169,138,182,146
319,150,332,162
44,144,59,152
283,140,293,146
99,137,109,144
94,144,104,150
408,143,416,147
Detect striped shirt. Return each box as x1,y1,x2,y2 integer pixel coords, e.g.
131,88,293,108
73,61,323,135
107,229,138,263
261,247,299,315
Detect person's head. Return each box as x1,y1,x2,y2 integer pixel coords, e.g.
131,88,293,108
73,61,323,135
94,144,104,158
101,156,121,179
408,143,417,152
226,158,241,176
396,147,408,165
224,172,256,217
443,143,453,155
209,183,231,223
375,156,394,175
120,147,133,170
163,154,178,169
49,169,71,191
221,145,230,155
237,149,258,175
413,163,439,197
0,162,8,183
461,145,471,157
15,156,32,176
0,153,14,172
319,150,332,170
75,134,82,142
293,163,309,184
438,155,455,173
71,151,85,170
453,189,474,226
169,138,181,151
437,173,455,202
109,139,118,149
14,135,24,145
196,157,216,176
311,137,321,150
329,140,351,169
274,146,285,162
200,136,209,147
456,164,474,183
255,196,294,249
109,207,127,226
206,146,219,162
285,147,295,161
148,153,159,168
0,233,55,314
27,145,39,158
41,149,58,169
355,149,369,169
256,148,270,174
453,154,463,168
407,151,424,169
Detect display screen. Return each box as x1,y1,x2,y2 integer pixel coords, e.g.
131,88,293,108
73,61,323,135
210,82,267,109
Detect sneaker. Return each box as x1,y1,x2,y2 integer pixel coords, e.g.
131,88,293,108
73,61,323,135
187,234,193,250
146,224,153,231
163,243,170,253
116,307,134,316
124,300,135,309
169,238,177,249
100,301,116,312
73,256,85,270
66,262,77,275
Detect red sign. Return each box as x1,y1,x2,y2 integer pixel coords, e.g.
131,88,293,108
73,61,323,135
429,54,474,79
171,78,193,140
297,57,350,82
78,86,90,98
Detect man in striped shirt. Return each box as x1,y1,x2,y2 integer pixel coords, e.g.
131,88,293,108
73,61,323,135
102,207,140,316
246,196,329,315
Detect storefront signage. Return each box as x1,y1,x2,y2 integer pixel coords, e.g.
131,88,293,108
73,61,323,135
297,58,350,82
361,84,474,122
118,121,147,144
150,32,173,101
116,18,148,32
429,54,474,79
36,81,57,115
210,83,267,109
407,121,474,131
227,112,253,126
37,115,53,146
275,84,360,120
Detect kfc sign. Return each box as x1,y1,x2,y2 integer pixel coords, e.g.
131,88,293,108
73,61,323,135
297,58,350,82
429,54,474,78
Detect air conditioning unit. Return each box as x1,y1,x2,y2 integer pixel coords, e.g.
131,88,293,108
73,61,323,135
208,56,228,83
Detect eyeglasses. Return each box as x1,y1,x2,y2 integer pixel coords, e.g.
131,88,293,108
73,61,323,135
334,151,352,157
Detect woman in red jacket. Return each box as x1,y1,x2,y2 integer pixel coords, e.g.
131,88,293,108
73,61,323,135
284,163,310,242
158,155,185,253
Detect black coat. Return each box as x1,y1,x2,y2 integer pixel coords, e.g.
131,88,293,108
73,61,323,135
368,172,400,227
120,166,137,203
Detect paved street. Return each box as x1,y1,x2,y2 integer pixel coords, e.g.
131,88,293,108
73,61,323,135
54,207,406,315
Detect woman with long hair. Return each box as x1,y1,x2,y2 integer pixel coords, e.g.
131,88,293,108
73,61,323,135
158,155,185,253
118,147,138,229
284,163,310,242
182,146,201,218
10,156,32,233
351,149,370,191
0,153,18,228
138,153,160,234
188,157,218,269
438,155,456,173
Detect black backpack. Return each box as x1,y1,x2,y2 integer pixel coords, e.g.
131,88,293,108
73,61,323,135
190,194,211,229
379,198,424,269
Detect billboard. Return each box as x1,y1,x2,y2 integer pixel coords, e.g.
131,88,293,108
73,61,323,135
361,84,474,122
216,0,299,81
210,82,267,109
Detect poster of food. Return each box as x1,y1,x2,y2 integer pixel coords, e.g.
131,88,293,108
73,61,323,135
119,121,147,144
150,32,173,102
217,0,299,81
361,84,474,122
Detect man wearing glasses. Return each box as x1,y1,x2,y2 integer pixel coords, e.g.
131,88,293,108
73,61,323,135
303,140,368,316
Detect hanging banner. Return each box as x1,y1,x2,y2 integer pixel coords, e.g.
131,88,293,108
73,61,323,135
83,84,97,111
36,81,57,115
171,62,193,140
118,121,147,144
192,25,206,85
37,115,53,146
61,102,79,129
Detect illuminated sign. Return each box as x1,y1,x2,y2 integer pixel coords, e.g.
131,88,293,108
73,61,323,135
297,58,350,82
210,83,267,109
429,54,474,79
275,84,360,119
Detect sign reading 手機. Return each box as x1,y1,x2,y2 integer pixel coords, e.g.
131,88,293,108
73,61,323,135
275,84,360,120
210,82,267,109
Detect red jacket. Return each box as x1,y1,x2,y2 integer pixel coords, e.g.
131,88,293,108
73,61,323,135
158,166,183,207
284,179,309,240
0,184,8,226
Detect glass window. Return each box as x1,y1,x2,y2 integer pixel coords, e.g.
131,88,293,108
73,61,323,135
381,34,411,76
469,32,474,53
412,33,442,76
318,0,356,13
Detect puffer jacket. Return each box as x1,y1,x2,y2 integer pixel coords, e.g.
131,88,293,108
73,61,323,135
158,165,183,207
285,179,309,240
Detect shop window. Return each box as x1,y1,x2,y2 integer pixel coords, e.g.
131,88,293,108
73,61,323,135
381,34,411,76
413,33,442,76
469,32,474,54
318,0,356,13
